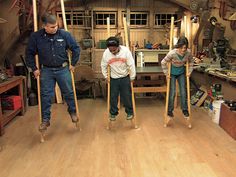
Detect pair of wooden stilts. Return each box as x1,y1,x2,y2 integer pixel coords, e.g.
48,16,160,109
106,66,138,130
164,62,192,129
163,16,191,129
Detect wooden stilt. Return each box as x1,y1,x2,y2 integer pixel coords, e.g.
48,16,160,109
123,16,138,128
130,81,138,129
184,15,192,128
60,0,80,130
186,61,192,128
107,66,111,129
164,63,171,127
164,16,174,127
106,17,112,129
32,0,44,142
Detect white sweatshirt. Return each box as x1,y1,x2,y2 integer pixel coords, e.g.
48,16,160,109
101,45,136,80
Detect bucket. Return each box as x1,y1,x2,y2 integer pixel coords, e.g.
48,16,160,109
212,100,224,124
29,92,38,106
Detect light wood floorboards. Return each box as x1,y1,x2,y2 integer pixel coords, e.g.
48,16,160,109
0,98,236,177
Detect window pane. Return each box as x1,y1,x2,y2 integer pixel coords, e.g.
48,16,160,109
97,14,103,19
130,14,135,19
66,19,71,25
160,19,166,25
110,14,115,19
167,14,171,19
136,20,141,25
66,14,71,19
142,14,147,19
141,20,146,25
130,20,135,25
110,19,115,25
136,14,141,19
97,20,103,25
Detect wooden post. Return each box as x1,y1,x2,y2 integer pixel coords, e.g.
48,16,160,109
32,0,44,142
60,0,80,129
184,16,187,38
107,17,110,37
123,17,129,48
164,16,174,127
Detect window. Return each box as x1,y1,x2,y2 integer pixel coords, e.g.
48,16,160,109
123,11,149,27
57,11,85,26
155,13,177,27
94,11,117,28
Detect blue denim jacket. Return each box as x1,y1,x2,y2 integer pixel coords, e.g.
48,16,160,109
26,29,80,71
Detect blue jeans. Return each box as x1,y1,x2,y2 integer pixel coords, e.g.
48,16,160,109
110,76,133,116
168,73,188,112
40,66,76,122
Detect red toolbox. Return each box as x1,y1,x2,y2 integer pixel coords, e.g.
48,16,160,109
1,96,22,110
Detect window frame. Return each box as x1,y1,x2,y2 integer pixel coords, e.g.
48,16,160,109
154,13,178,28
57,11,87,28
122,11,149,28
94,11,117,28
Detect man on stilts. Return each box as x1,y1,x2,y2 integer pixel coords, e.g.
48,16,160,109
26,13,80,132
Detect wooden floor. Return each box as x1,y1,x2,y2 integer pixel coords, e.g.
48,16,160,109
0,98,236,177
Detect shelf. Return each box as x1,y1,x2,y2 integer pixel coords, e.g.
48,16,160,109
79,62,93,65
0,76,25,136
2,108,22,125
227,55,236,57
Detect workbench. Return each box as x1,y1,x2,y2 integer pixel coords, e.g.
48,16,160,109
0,76,26,135
192,69,236,100
133,66,166,93
135,49,169,67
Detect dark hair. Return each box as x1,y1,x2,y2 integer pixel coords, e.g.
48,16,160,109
106,37,119,47
41,13,57,25
175,36,189,48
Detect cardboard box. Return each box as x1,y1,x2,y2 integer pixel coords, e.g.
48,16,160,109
219,103,236,140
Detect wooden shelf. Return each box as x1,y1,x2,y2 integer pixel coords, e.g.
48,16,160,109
2,109,22,125
0,76,25,135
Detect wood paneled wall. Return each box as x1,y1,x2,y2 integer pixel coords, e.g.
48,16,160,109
65,0,181,48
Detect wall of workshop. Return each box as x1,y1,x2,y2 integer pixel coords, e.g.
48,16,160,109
62,0,180,48
0,0,20,64
198,0,236,50
210,9,236,50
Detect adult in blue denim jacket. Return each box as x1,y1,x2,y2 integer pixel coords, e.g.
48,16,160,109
26,13,80,131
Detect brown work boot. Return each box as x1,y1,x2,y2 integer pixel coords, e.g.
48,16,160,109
39,121,50,132
70,113,78,123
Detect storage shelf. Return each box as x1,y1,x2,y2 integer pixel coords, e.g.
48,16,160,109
2,108,22,125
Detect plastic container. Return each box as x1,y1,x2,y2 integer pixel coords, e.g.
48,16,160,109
29,92,38,106
98,40,107,49
212,100,224,124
